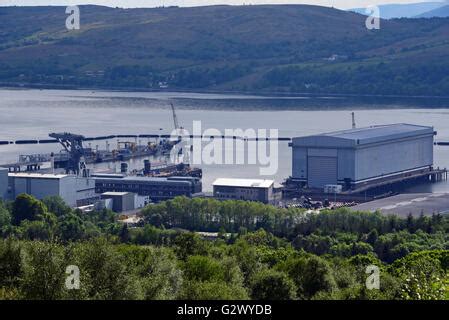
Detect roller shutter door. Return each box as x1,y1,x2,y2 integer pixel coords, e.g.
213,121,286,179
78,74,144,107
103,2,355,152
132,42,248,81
308,156,337,188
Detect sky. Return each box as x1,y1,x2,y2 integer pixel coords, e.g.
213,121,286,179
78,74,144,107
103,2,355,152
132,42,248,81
0,1,443,10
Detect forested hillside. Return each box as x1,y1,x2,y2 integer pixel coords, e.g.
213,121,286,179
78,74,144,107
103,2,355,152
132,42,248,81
0,195,448,300
0,5,449,96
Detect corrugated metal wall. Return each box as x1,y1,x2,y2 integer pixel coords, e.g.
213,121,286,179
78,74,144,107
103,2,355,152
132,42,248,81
355,136,433,181
292,135,433,187
307,156,338,188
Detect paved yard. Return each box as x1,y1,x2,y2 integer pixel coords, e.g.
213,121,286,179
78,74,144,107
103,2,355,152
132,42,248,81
351,193,449,217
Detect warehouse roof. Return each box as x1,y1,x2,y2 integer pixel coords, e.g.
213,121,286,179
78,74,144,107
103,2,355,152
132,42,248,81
324,123,432,140
292,123,434,147
101,192,133,196
95,175,196,185
213,178,274,188
8,173,69,179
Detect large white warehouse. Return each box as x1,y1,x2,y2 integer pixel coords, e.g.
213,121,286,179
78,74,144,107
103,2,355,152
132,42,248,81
290,123,435,190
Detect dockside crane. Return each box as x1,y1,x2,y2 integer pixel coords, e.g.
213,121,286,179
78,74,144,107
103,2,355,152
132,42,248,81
168,102,185,161
170,102,185,136
49,132,85,175
170,102,179,133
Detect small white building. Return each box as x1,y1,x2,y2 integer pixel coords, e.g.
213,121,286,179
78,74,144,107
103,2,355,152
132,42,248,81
212,178,282,204
7,172,97,207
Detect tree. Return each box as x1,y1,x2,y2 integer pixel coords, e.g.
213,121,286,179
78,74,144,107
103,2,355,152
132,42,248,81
173,232,209,260
19,220,54,241
119,224,130,243
12,194,47,225
21,241,66,299
57,212,86,241
391,251,449,300
180,254,249,300
148,213,163,228
242,229,277,247
251,269,297,300
366,229,379,246
221,256,246,287
179,280,249,300
279,255,337,299
133,224,163,245
42,196,71,217
183,256,224,282
0,203,12,235
293,233,334,255
0,238,23,289
348,254,382,268
71,238,142,299
117,245,183,300
229,239,264,286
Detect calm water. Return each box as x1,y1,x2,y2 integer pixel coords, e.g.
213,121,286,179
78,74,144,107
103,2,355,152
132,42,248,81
1,88,449,192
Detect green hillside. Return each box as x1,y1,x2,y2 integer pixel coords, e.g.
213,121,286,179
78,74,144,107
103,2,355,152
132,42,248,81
0,5,449,96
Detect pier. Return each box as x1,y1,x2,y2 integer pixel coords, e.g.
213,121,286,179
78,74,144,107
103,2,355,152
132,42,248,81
283,167,448,203
0,162,42,172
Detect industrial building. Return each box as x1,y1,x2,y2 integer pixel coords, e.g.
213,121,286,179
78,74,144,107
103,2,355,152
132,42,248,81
94,175,202,202
101,192,136,213
213,178,281,204
290,124,436,190
0,168,8,200
6,172,97,207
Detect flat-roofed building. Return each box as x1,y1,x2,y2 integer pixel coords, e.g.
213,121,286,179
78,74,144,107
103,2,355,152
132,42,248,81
94,175,202,202
7,172,97,207
100,192,136,213
290,123,435,190
212,178,281,204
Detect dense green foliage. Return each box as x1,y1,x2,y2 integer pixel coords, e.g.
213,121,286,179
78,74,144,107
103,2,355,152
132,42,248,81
1,5,449,96
0,195,447,300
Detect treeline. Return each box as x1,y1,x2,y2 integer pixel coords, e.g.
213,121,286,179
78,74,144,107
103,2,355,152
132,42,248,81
5,61,449,96
0,194,448,300
1,236,448,300
0,194,121,242
262,62,449,96
141,197,448,263
142,197,448,236
142,196,305,236
1,195,448,265
3,52,449,95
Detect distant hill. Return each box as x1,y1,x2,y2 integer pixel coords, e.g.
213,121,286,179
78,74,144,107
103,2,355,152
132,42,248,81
416,4,449,17
350,1,447,19
0,5,449,96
